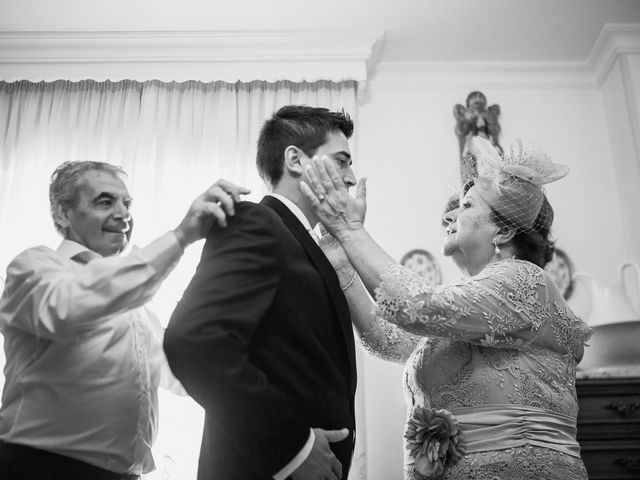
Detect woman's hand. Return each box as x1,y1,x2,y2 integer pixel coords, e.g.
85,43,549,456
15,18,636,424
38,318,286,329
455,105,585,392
300,156,367,240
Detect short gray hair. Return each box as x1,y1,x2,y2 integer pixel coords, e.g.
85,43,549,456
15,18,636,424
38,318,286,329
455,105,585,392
49,161,127,236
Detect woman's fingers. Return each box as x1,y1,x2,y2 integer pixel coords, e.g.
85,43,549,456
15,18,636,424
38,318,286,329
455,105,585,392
305,155,348,201
354,177,367,223
309,156,351,214
321,156,345,189
312,156,339,195
356,177,367,203
304,159,327,200
300,181,323,208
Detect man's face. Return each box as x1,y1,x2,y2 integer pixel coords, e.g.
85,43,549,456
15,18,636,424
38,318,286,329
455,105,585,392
304,130,356,189
59,169,133,257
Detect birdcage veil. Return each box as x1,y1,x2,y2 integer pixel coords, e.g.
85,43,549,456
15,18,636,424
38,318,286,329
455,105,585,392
457,136,569,233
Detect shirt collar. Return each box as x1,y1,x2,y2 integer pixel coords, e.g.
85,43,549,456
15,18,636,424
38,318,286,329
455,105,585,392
266,193,314,231
56,239,102,260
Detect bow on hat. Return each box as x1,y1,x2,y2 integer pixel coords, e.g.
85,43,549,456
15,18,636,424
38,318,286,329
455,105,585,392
467,136,569,231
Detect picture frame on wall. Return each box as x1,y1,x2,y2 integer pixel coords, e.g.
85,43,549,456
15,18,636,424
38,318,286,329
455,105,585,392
544,247,575,299
400,249,442,287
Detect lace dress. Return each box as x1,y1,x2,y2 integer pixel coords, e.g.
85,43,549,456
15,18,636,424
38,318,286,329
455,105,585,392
361,259,592,480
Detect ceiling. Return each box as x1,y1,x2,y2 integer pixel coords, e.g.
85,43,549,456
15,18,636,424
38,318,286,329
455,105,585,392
1,0,639,63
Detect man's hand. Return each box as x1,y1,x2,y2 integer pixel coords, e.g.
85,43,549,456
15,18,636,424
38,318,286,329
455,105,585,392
173,179,251,248
292,428,349,480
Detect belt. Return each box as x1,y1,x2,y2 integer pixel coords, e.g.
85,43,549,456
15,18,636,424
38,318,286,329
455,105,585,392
452,404,581,457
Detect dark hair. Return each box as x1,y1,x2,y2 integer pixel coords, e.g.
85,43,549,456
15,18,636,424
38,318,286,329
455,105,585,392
49,160,126,236
256,105,354,187
491,195,555,268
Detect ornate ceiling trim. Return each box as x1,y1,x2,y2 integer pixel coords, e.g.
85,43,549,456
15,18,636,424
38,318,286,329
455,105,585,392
0,29,386,90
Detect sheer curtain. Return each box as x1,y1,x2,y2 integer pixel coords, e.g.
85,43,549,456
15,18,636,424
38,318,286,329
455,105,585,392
0,79,366,480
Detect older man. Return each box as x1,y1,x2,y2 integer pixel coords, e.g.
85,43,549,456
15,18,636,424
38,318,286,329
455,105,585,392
0,160,248,480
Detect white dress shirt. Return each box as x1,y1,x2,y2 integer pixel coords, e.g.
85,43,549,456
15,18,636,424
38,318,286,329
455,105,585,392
0,232,183,475
266,193,318,480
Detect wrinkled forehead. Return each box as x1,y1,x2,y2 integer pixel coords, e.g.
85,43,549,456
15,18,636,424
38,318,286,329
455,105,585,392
77,169,131,196
457,183,495,227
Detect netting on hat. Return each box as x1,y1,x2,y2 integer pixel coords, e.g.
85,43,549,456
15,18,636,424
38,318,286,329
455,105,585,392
454,136,568,233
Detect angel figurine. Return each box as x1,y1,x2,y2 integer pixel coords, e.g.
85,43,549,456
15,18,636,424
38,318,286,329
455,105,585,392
454,91,503,183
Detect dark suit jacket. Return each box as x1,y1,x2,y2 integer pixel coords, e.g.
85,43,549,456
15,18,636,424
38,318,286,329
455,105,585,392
164,196,357,480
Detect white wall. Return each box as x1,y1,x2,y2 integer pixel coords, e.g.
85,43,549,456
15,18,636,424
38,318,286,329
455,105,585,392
600,53,640,266
359,74,626,279
354,68,628,480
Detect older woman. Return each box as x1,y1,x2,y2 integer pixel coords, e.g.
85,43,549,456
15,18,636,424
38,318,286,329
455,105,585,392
300,137,592,480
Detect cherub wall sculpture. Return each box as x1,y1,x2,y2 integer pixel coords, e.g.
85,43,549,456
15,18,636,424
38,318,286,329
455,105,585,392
454,91,503,183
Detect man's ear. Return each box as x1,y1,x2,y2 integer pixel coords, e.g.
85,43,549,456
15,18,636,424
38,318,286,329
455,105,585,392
53,204,71,232
283,145,305,177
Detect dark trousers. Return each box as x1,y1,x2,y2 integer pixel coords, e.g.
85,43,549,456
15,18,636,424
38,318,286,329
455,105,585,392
0,440,140,480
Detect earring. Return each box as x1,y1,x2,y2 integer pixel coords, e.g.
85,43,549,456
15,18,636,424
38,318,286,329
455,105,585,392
493,238,501,255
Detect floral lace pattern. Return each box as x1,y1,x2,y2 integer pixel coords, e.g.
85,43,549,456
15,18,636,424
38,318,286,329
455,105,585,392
359,316,421,363
406,444,588,480
361,259,592,479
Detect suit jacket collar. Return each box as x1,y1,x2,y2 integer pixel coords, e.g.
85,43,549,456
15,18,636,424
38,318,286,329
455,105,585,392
264,193,313,231
260,195,357,392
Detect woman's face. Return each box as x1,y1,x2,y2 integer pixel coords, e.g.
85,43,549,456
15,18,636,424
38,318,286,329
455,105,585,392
442,185,497,275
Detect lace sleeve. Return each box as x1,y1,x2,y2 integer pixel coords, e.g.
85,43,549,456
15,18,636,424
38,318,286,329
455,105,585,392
358,316,421,363
374,260,555,349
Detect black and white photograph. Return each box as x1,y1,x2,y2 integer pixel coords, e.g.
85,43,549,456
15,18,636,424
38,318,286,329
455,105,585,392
1,1,639,479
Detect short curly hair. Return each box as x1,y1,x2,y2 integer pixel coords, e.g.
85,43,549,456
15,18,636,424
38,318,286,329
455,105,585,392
49,161,126,236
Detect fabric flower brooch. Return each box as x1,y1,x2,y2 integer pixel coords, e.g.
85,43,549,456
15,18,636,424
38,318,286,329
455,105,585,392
405,407,465,479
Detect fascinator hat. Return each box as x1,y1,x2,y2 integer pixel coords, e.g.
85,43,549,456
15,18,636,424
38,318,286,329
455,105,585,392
465,136,569,232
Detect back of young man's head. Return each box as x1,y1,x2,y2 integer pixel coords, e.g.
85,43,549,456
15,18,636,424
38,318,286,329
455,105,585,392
256,105,354,188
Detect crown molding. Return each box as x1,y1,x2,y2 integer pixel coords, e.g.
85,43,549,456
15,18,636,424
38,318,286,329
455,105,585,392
588,23,640,86
367,23,640,91
369,61,596,90
0,29,386,87
2,24,637,92
370,23,640,89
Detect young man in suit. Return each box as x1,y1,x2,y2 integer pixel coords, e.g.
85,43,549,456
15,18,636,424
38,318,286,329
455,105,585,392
164,105,358,480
